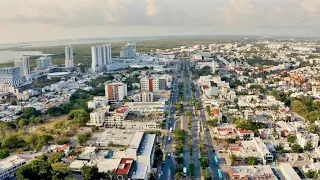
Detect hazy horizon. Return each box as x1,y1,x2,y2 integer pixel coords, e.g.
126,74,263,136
0,0,319,44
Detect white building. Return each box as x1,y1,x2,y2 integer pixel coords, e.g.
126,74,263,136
280,163,301,180
253,137,273,164
88,106,110,126
297,132,319,149
14,56,30,77
0,155,26,179
105,82,127,101
120,43,136,58
65,46,74,68
125,102,166,113
0,67,23,87
138,92,153,102
124,132,155,173
36,56,52,68
91,44,112,73
88,96,109,109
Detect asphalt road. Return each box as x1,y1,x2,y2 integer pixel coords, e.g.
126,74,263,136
187,69,201,179
161,73,179,180
194,81,220,179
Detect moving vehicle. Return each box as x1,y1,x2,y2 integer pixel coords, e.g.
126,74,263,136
168,137,171,141
215,156,219,166
183,167,187,177
218,169,223,180
170,127,173,133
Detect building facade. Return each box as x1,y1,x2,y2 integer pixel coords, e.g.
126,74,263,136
105,82,127,101
139,92,153,102
140,77,167,92
36,56,52,68
14,57,30,77
0,67,23,87
120,43,136,58
65,46,74,68
0,155,26,179
91,44,112,73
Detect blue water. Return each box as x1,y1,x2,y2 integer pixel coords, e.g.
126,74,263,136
105,151,114,159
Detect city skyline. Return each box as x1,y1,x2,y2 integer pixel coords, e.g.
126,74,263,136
0,0,319,43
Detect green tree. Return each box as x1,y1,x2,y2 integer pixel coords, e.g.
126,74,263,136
304,141,313,151
201,169,211,180
1,135,26,149
16,159,52,180
68,109,89,125
207,119,218,127
17,119,29,128
81,165,104,180
291,144,303,153
0,149,10,159
175,172,183,179
77,132,92,145
247,157,258,165
37,134,53,149
291,100,308,117
305,170,318,179
51,162,71,179
287,135,297,144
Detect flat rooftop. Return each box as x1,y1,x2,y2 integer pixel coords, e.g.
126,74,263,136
131,163,148,179
138,134,156,156
230,165,277,180
0,155,26,172
128,131,144,149
93,128,141,147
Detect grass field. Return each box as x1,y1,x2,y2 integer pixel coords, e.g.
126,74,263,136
2,35,250,67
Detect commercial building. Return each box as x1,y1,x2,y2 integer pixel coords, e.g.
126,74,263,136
91,44,112,73
0,155,26,179
88,105,162,129
36,56,52,68
138,92,153,102
279,163,301,180
125,102,166,113
105,82,127,101
228,165,277,180
297,132,319,149
0,67,23,87
124,132,156,174
14,56,30,77
140,77,167,92
65,46,74,68
120,43,136,58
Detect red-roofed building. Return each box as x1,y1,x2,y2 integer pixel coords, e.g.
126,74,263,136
114,158,134,180
237,128,254,141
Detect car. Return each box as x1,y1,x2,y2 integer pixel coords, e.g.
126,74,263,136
169,120,171,124
167,153,171,158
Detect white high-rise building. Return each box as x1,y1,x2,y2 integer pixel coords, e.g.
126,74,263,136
91,44,112,73
36,56,52,68
65,46,74,68
120,43,136,58
14,57,30,77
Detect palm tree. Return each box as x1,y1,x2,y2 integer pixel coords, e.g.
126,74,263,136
201,170,211,180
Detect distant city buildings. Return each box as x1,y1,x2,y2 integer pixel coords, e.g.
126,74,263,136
14,56,30,77
65,46,74,68
36,56,52,68
0,67,23,87
105,82,127,101
120,43,136,59
91,44,112,73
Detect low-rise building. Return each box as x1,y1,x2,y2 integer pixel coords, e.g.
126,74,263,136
236,128,254,141
297,132,319,149
280,163,301,180
0,155,26,179
87,96,109,109
138,92,153,102
228,165,277,180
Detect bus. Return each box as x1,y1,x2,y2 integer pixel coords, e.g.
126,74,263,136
214,156,219,166
218,169,223,180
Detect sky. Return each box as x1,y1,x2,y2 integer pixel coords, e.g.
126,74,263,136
0,0,319,43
